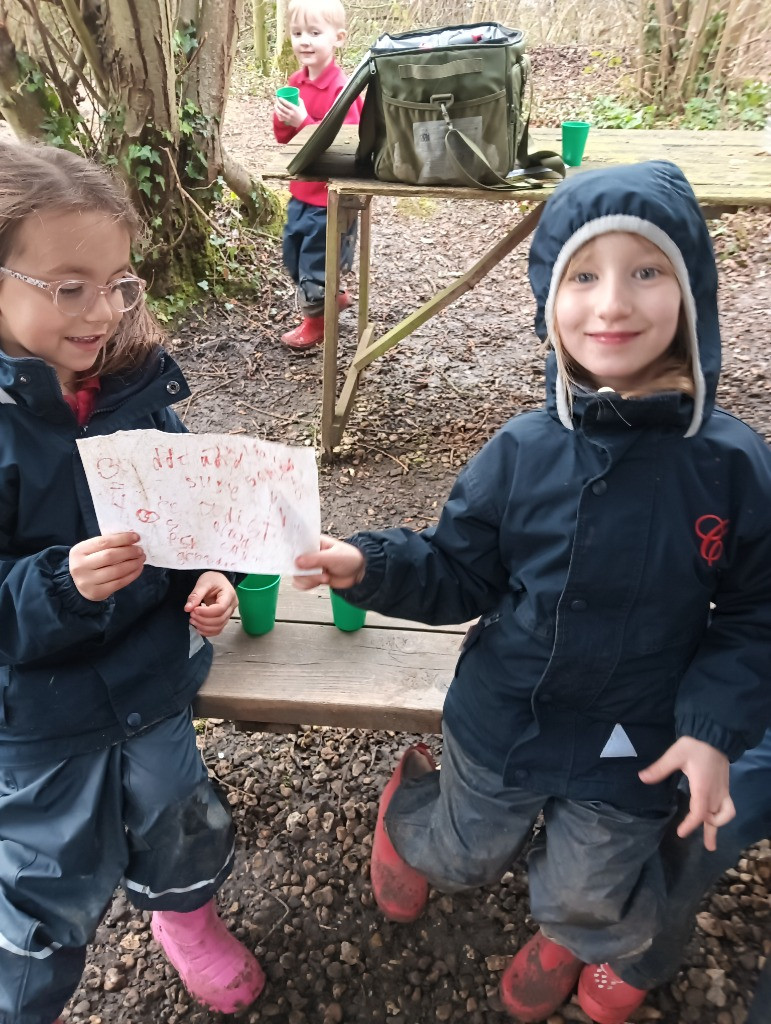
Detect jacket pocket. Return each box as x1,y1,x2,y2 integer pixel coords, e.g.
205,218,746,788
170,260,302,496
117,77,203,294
376,90,510,185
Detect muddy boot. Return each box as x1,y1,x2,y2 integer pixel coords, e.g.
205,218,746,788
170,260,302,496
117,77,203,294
499,931,583,1022
281,315,324,350
371,743,436,923
577,962,648,1023
152,899,265,1014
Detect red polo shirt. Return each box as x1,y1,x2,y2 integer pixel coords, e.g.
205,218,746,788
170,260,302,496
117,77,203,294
273,60,363,207
63,377,100,425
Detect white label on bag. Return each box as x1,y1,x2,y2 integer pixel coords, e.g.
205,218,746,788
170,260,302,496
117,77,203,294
405,115,487,183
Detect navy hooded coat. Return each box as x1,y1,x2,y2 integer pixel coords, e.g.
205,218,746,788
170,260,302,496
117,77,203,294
341,162,771,811
0,348,213,765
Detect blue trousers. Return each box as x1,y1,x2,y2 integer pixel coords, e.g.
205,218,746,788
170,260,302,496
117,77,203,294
386,725,674,964
282,197,357,316
616,729,771,1024
0,709,234,1024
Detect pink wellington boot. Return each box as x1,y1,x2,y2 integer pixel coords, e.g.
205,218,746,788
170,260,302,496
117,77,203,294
281,315,324,350
577,962,648,1023
337,290,352,310
371,743,436,923
152,899,265,1014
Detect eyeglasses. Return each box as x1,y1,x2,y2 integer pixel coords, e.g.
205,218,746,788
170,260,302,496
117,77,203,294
0,265,146,317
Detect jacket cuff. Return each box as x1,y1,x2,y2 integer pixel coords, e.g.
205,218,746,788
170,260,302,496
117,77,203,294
52,562,114,619
335,534,387,603
676,711,750,762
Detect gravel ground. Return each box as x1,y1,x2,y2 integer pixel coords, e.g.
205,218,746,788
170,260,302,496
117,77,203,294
64,723,769,1024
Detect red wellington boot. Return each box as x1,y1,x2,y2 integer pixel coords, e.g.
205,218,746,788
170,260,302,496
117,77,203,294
577,962,648,1024
281,315,325,350
499,931,583,1022
371,743,436,923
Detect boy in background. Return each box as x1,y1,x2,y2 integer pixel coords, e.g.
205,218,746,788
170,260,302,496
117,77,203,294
273,0,363,351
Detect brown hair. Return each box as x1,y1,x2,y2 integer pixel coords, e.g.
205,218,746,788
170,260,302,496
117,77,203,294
0,141,162,380
555,312,695,401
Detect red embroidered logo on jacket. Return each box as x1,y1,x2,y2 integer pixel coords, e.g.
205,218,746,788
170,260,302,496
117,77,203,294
695,515,729,565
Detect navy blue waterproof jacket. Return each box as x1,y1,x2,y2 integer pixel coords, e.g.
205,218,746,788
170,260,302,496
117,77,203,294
0,347,212,765
341,162,771,811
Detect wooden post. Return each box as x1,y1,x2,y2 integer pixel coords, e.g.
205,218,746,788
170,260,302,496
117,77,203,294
321,187,342,455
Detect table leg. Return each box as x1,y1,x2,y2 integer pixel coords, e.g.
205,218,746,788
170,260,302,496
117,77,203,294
323,201,544,455
352,202,544,373
357,197,372,342
321,189,343,454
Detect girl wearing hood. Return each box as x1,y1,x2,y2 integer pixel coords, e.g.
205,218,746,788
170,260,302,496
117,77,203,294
295,161,771,1023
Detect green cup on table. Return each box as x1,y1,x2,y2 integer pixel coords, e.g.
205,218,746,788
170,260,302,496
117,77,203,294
329,589,367,632
237,573,281,636
561,120,591,167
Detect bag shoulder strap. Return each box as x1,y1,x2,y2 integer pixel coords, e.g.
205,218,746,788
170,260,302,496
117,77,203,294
444,122,564,190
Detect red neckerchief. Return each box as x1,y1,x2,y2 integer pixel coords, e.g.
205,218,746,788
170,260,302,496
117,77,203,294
63,377,101,425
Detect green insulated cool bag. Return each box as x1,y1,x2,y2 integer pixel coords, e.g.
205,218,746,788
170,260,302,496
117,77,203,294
287,23,564,190
358,24,562,188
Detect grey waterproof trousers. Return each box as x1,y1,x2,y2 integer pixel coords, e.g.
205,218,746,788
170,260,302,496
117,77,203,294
385,724,675,964
0,709,234,1024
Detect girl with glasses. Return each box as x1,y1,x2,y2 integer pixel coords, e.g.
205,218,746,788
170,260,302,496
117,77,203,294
0,141,264,1023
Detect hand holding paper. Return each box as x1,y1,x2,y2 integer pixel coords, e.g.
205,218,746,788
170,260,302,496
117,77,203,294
69,531,146,601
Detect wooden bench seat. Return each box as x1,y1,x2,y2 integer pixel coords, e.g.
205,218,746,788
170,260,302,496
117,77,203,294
196,583,468,733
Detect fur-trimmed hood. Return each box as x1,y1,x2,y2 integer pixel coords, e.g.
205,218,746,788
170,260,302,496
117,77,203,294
528,160,719,437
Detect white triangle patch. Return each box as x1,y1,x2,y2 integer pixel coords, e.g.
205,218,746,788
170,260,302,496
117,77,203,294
600,724,638,758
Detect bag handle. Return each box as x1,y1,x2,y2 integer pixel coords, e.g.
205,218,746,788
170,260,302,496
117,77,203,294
398,57,484,80
436,98,565,191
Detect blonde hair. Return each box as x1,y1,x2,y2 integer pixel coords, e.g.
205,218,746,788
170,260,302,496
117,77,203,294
0,141,162,381
288,0,347,31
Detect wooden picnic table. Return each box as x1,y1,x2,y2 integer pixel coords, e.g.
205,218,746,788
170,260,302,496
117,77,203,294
196,581,467,733
262,126,771,455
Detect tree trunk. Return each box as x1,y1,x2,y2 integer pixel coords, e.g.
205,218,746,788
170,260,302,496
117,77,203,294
252,0,269,74
0,22,47,137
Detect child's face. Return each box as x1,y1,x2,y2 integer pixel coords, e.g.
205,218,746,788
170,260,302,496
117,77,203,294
554,232,682,393
0,209,131,387
290,14,345,79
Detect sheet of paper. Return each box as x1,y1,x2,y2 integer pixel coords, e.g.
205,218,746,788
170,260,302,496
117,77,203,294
77,430,320,575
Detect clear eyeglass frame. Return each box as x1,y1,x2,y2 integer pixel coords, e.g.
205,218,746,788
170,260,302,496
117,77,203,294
0,265,146,317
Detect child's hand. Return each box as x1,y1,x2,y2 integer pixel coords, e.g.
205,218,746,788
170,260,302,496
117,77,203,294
293,535,366,591
275,96,307,128
69,532,146,601
639,736,735,850
185,571,238,637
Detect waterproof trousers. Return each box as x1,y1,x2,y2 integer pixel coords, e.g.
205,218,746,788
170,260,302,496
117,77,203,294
385,724,675,965
0,708,234,1024
282,197,357,316
616,729,771,1024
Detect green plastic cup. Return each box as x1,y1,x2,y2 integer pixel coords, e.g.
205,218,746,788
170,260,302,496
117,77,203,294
276,86,300,106
237,573,281,636
561,120,591,167
329,589,367,632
